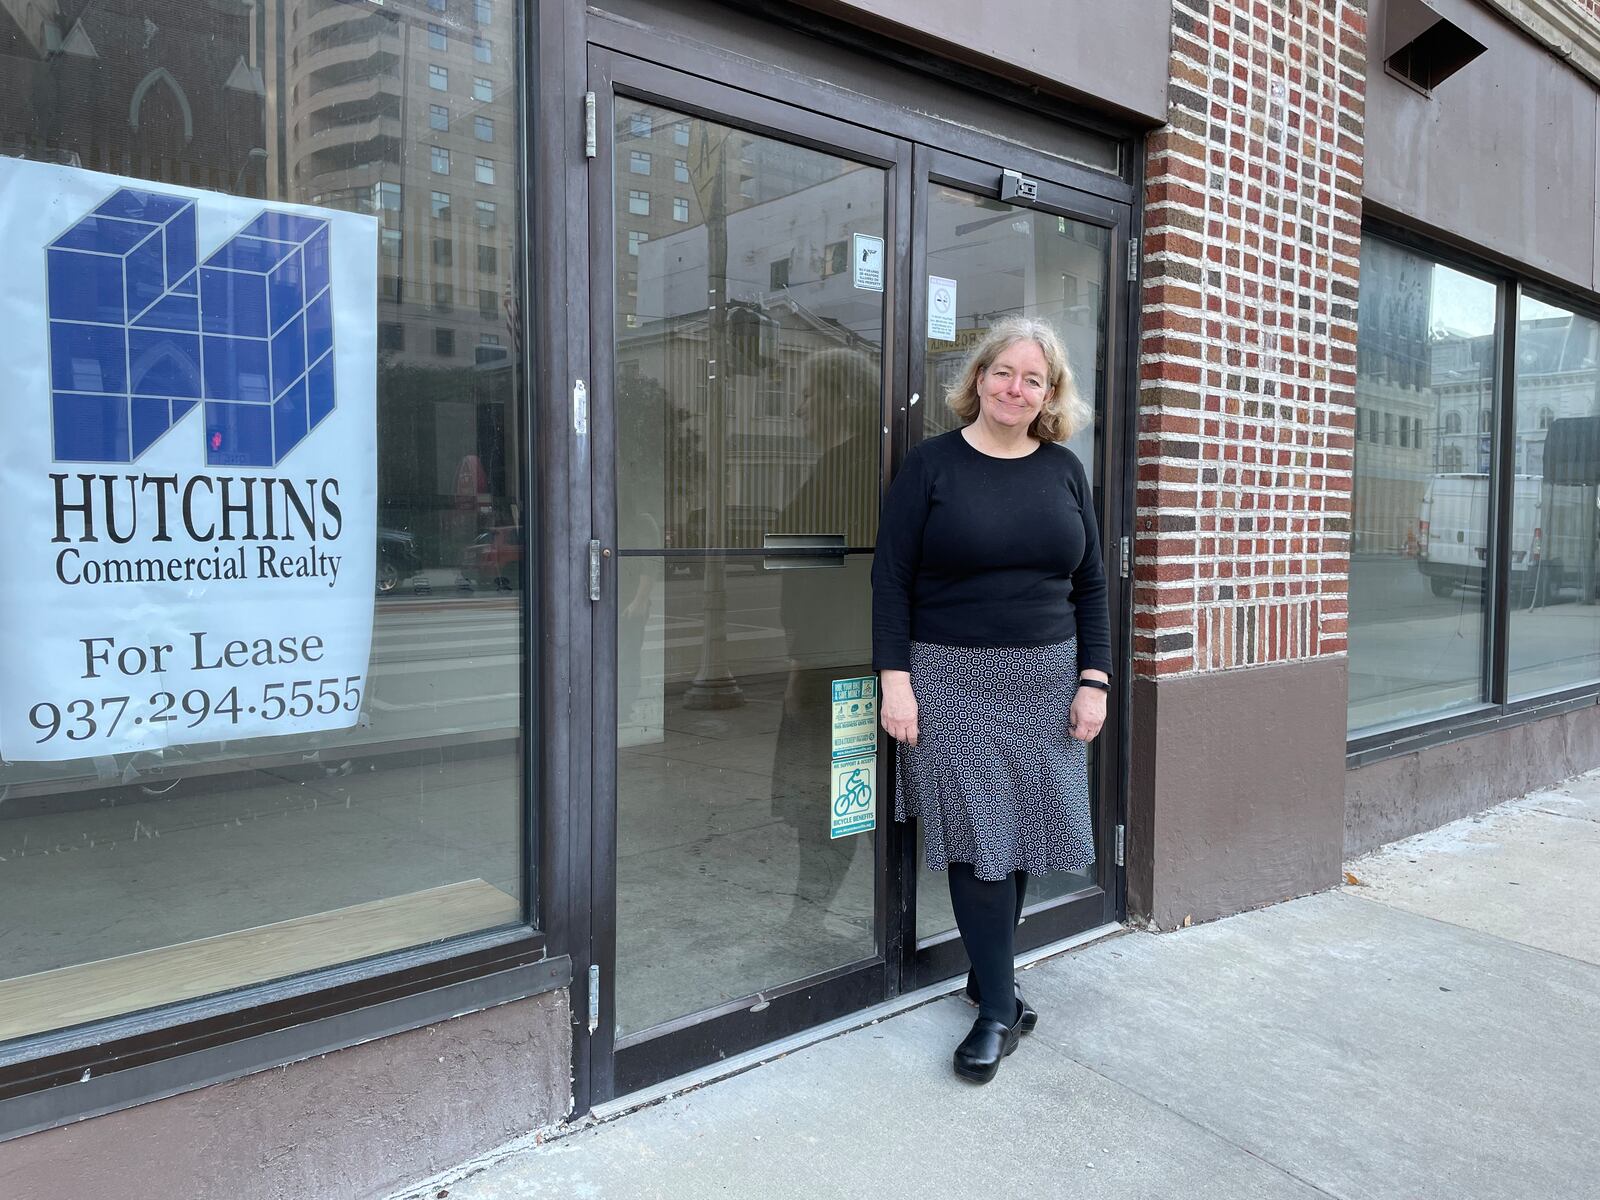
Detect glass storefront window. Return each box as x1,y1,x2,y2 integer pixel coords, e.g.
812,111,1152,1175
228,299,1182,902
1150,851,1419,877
1508,296,1600,697
0,0,530,1045
1348,237,1496,734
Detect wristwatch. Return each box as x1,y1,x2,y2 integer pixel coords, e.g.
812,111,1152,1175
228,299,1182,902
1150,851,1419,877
1076,677,1110,692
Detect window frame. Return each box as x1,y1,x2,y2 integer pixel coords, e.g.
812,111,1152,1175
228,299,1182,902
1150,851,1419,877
1349,218,1600,765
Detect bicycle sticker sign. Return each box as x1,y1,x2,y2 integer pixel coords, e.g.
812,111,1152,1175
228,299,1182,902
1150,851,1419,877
830,755,876,840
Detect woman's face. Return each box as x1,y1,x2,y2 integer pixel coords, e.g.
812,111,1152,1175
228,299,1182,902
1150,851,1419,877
976,338,1052,432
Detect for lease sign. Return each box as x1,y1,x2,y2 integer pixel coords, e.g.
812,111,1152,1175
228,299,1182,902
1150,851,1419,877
0,159,378,762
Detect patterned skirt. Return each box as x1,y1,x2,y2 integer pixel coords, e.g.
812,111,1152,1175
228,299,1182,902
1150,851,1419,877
894,638,1094,881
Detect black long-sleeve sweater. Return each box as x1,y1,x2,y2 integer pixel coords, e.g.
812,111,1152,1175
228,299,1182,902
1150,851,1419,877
871,429,1112,675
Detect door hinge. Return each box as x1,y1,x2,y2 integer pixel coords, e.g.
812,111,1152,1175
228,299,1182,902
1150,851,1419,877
1126,237,1140,283
1119,534,1131,579
588,539,602,602
587,963,601,1034
1115,824,1125,868
583,91,597,159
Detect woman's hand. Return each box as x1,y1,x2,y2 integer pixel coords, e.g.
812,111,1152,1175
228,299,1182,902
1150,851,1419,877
1068,676,1108,742
880,670,919,747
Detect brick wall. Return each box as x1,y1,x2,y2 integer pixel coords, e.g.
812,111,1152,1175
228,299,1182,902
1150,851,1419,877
1134,0,1367,678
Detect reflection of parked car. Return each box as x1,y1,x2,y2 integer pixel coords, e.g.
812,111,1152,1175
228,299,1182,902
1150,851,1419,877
377,528,420,595
461,525,524,590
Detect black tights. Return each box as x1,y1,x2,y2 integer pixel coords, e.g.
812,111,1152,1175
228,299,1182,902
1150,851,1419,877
947,864,1028,1024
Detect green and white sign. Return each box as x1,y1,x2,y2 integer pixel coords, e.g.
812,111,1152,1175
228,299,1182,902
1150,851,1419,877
830,676,877,761
830,755,876,839
829,676,877,838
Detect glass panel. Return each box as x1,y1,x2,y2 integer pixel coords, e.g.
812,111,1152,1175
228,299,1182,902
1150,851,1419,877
0,0,528,1044
1348,238,1495,733
612,99,885,1035
1508,296,1600,696
914,187,1108,942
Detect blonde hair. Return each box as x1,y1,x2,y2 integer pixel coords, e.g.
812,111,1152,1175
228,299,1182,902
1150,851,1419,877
944,317,1090,443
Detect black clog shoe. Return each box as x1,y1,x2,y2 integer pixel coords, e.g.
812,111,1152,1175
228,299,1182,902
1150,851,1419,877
965,969,1038,1034
952,1008,1025,1084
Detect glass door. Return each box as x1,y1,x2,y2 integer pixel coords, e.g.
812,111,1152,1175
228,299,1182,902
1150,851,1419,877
901,146,1128,989
587,48,909,1100
584,50,1131,1104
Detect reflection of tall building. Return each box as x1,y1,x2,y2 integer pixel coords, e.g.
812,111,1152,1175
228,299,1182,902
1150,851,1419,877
271,0,516,369
269,0,525,563
614,111,844,326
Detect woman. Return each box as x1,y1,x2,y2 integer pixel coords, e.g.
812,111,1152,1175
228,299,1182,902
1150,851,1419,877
872,316,1111,1084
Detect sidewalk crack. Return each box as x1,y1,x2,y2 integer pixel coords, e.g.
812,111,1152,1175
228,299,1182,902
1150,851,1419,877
1338,890,1600,973
1529,805,1600,826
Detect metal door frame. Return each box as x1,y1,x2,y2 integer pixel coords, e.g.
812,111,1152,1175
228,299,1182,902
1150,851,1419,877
583,43,913,1105
567,12,1139,1113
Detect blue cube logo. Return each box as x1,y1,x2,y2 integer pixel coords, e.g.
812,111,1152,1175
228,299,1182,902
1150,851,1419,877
47,188,336,466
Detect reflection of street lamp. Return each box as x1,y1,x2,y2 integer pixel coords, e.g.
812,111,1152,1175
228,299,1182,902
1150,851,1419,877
683,122,743,709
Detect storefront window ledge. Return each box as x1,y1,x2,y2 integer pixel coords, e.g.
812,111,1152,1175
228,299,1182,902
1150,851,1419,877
1347,690,1600,768
0,938,568,1143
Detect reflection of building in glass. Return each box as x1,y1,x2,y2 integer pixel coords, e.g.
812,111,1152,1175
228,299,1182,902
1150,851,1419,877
0,0,268,190
614,120,1108,551
0,0,526,568
617,112,885,555
270,0,516,369
1512,312,1600,476
269,0,524,565
1353,238,1439,554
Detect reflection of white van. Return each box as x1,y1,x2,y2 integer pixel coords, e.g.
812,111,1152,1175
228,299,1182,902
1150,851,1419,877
1418,473,1594,601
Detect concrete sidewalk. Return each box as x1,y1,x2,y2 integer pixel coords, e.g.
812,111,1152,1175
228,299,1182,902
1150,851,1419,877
401,773,1600,1200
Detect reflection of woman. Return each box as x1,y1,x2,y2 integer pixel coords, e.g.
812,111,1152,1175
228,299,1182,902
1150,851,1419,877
873,317,1111,1084
770,348,878,943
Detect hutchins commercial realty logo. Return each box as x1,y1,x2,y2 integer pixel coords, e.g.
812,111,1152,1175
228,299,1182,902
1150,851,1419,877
0,161,377,763
47,186,336,467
